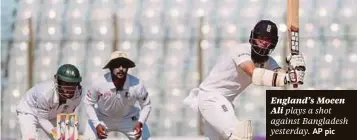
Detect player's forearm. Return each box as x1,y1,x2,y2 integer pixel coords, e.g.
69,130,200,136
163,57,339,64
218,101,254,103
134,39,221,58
38,118,55,135
138,103,151,123
84,103,101,127
37,106,54,133
252,68,288,87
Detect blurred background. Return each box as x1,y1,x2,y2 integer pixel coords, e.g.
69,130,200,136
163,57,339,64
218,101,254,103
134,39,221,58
1,0,356,139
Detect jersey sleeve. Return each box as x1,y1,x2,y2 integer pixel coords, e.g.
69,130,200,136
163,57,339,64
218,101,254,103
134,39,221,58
35,88,55,135
232,47,252,66
36,91,50,119
84,85,100,105
266,56,282,70
83,85,102,127
136,83,151,123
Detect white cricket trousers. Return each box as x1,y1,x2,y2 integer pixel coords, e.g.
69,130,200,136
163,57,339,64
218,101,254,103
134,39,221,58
17,112,38,140
83,113,150,140
198,92,253,140
17,112,56,140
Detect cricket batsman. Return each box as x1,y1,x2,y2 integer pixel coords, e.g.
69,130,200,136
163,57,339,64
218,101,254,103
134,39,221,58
83,51,151,140
183,20,306,140
16,64,83,140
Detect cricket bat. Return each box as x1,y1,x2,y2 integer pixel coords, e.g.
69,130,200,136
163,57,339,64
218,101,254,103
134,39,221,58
287,0,300,88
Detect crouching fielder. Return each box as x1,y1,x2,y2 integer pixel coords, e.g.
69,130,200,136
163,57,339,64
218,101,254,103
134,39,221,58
83,51,151,140
16,64,83,140
183,20,306,140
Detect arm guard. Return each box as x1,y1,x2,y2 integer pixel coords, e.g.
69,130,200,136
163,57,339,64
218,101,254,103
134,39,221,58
252,68,288,87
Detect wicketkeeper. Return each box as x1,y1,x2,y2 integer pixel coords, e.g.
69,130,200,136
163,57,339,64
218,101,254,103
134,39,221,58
16,64,83,140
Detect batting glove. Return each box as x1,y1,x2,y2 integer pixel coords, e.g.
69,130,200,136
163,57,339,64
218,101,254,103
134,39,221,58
286,53,306,71
286,68,305,85
286,53,306,85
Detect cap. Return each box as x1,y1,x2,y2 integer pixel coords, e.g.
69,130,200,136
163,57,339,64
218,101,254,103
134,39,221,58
103,51,136,69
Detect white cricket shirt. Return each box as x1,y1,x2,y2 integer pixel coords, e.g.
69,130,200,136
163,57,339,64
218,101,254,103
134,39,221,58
198,43,281,102
84,72,151,127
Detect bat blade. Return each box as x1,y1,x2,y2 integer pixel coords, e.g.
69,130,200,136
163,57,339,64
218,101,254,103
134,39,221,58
287,0,299,55
287,0,300,88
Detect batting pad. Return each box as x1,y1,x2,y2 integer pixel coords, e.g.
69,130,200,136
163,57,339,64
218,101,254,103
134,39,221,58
231,120,253,140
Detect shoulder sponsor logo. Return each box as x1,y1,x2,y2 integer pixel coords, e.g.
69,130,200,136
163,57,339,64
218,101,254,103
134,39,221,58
221,105,228,112
63,105,69,113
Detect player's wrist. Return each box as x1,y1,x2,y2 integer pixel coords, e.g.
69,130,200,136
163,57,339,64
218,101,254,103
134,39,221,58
138,119,145,125
95,121,107,129
137,121,143,127
284,73,292,85
285,69,303,85
94,121,103,128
